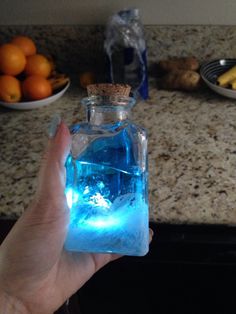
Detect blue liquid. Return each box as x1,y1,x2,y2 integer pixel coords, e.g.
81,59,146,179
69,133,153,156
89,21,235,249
64,125,149,256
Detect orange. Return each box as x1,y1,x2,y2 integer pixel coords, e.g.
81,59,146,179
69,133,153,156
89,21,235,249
79,71,95,88
11,35,37,57
25,54,52,78
0,75,22,103
0,43,26,76
22,75,52,101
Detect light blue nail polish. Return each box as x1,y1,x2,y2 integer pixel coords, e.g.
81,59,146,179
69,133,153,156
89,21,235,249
48,114,61,138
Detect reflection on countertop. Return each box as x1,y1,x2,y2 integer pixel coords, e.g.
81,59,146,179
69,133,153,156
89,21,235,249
1,81,236,225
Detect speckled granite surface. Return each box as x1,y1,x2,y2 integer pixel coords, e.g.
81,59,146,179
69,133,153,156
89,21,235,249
1,25,236,224
1,81,236,225
1,25,236,74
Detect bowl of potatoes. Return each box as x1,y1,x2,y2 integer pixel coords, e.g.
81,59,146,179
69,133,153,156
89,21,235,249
200,58,236,99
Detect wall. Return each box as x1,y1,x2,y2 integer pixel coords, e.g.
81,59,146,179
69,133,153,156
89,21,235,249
0,0,235,25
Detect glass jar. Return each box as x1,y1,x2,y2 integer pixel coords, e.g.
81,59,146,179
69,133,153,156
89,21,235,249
64,95,149,256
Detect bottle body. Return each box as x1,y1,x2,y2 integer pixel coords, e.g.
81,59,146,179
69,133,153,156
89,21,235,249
64,97,149,256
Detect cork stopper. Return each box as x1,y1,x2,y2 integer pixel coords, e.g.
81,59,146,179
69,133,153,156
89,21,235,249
87,83,131,97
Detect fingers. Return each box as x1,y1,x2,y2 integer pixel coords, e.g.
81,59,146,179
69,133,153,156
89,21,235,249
149,228,154,242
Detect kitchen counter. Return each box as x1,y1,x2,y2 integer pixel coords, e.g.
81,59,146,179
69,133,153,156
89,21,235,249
1,80,236,225
1,24,236,224
1,25,236,314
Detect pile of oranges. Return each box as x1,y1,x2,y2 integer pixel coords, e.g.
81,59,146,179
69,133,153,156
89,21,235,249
0,35,55,103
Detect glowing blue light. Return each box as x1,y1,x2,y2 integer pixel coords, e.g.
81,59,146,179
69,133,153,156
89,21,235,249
97,181,105,189
65,188,73,209
88,192,111,209
65,187,145,233
83,186,90,194
65,188,79,209
86,215,119,228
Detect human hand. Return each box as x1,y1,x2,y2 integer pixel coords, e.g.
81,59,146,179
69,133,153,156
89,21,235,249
0,119,153,314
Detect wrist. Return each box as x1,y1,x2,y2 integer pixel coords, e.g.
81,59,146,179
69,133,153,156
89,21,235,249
0,290,30,314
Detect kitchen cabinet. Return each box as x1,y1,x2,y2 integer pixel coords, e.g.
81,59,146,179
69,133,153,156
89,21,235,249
2,221,236,314
77,223,236,314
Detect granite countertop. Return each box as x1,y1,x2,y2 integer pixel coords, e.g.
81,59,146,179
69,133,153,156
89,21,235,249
1,80,236,225
1,24,236,225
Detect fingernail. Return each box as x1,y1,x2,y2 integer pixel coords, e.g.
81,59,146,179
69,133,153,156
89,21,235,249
149,228,154,238
48,114,61,138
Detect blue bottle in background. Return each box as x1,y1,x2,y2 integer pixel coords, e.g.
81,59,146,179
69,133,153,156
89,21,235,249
104,8,149,100
64,85,149,256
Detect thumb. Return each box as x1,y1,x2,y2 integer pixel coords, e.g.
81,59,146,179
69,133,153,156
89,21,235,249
0,119,72,265
34,119,71,212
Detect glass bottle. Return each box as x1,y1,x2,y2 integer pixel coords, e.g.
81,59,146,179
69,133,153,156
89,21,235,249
64,94,149,256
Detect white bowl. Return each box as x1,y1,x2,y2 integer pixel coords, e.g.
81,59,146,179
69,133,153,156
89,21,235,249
200,59,236,99
0,80,70,110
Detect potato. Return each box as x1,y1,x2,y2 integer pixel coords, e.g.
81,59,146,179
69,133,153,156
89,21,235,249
158,56,199,72
161,70,201,91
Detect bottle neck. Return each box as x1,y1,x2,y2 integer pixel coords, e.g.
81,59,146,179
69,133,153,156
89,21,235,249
87,106,130,125
81,96,135,126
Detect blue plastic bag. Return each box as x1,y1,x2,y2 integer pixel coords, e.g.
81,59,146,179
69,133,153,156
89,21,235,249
104,8,149,100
